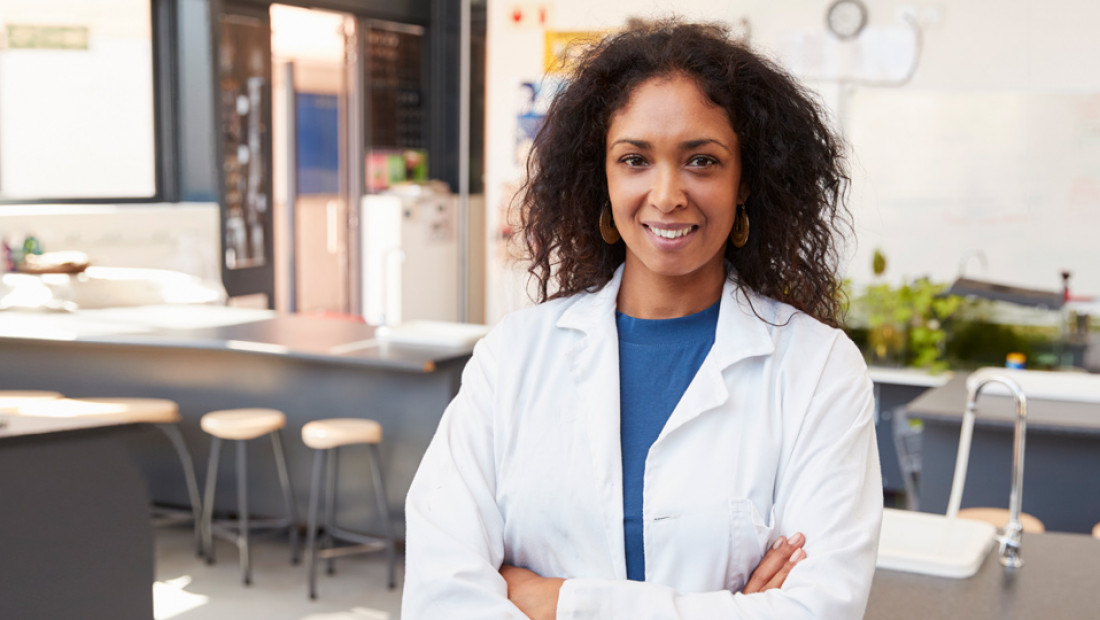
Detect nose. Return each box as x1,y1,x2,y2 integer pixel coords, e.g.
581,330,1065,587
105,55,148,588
651,165,686,213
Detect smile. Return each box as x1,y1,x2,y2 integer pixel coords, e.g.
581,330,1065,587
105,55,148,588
647,225,696,240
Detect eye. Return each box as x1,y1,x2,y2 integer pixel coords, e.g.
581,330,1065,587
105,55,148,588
618,154,648,168
687,155,719,168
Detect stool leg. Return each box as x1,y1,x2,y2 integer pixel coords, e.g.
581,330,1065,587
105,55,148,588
202,437,223,565
368,443,396,589
158,423,204,557
271,430,300,564
323,446,339,575
237,439,252,585
305,449,327,600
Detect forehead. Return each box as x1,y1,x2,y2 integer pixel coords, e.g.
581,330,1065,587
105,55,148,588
607,74,734,140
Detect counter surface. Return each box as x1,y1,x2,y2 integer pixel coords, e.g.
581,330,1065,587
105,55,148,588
0,412,130,438
907,373,1100,435
867,532,1100,618
0,305,473,372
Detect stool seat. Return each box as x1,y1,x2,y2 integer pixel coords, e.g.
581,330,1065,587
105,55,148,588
202,408,286,440
200,407,299,584
0,390,63,413
15,397,179,423
957,507,1045,533
302,418,382,449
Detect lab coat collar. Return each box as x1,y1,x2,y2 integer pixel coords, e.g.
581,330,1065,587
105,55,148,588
555,264,777,578
556,263,778,371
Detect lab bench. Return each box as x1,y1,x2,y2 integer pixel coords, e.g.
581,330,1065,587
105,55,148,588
868,532,1100,618
0,416,153,618
0,306,474,539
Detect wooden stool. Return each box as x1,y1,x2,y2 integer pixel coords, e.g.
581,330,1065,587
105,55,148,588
14,397,204,555
957,507,1046,533
302,418,395,599
201,408,299,585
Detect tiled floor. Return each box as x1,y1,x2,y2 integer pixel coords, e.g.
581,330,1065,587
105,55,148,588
153,526,404,620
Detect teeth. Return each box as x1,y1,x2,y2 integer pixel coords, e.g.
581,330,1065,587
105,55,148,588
650,226,692,240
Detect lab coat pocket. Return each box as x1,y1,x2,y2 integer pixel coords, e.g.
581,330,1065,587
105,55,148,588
727,498,776,592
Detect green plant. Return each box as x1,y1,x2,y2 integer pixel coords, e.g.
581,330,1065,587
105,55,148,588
849,250,961,372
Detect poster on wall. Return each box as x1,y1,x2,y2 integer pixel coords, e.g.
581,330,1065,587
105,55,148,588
543,30,604,75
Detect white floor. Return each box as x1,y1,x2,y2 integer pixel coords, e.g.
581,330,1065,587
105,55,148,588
153,526,404,620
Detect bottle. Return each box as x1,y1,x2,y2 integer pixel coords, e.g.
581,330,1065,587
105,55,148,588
1005,352,1026,370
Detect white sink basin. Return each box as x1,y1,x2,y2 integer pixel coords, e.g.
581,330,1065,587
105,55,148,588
374,320,490,348
877,508,995,578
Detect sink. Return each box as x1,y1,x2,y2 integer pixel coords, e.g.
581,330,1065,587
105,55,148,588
374,320,490,348
877,508,995,578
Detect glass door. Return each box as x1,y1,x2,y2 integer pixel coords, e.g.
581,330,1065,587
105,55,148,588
270,4,358,315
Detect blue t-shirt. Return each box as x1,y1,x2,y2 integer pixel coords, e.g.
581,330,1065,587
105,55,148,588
616,300,719,581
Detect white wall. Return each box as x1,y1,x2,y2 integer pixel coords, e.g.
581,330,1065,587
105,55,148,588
483,0,1100,323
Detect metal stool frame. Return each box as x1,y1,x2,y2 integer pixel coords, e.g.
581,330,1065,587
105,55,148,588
202,430,300,585
304,442,396,599
154,423,205,557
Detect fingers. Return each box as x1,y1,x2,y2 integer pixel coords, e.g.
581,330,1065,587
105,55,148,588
742,532,807,594
763,547,806,591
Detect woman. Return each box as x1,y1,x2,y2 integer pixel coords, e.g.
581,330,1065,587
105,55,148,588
404,19,881,619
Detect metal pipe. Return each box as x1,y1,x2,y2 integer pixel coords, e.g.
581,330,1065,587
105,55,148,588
281,61,298,313
948,370,1028,568
458,0,471,322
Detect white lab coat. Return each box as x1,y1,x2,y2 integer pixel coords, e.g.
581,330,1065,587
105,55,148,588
403,267,882,619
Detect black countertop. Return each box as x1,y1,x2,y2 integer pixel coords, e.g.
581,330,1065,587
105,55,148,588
867,532,1100,618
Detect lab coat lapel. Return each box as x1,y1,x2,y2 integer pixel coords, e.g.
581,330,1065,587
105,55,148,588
656,280,776,443
558,268,628,579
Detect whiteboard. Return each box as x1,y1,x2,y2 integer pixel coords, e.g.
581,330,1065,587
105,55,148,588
845,89,1100,297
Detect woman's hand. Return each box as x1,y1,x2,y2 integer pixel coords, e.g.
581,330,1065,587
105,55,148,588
742,532,807,594
500,564,565,620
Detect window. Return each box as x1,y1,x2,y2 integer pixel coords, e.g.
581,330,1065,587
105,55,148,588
0,0,157,201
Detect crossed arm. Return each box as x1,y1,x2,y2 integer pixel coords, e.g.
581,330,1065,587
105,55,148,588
500,533,809,620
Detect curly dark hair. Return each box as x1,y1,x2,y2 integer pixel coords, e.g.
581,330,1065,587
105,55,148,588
518,18,851,326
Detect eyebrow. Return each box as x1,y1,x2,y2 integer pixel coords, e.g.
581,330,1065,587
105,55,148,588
608,138,732,153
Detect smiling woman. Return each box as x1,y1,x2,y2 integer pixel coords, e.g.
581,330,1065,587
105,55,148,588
604,74,747,318
404,19,880,620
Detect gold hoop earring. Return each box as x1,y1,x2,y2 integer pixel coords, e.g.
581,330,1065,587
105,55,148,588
599,204,621,244
730,204,749,248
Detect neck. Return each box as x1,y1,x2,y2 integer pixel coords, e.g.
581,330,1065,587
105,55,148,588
616,260,725,319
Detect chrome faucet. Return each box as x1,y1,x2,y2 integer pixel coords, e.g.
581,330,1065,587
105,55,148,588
945,370,1028,568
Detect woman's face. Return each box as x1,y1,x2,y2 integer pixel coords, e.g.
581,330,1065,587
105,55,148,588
605,74,748,286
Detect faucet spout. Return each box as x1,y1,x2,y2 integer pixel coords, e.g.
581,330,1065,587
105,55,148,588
945,370,1028,568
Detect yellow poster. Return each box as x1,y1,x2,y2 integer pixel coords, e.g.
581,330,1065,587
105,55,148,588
543,30,607,75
